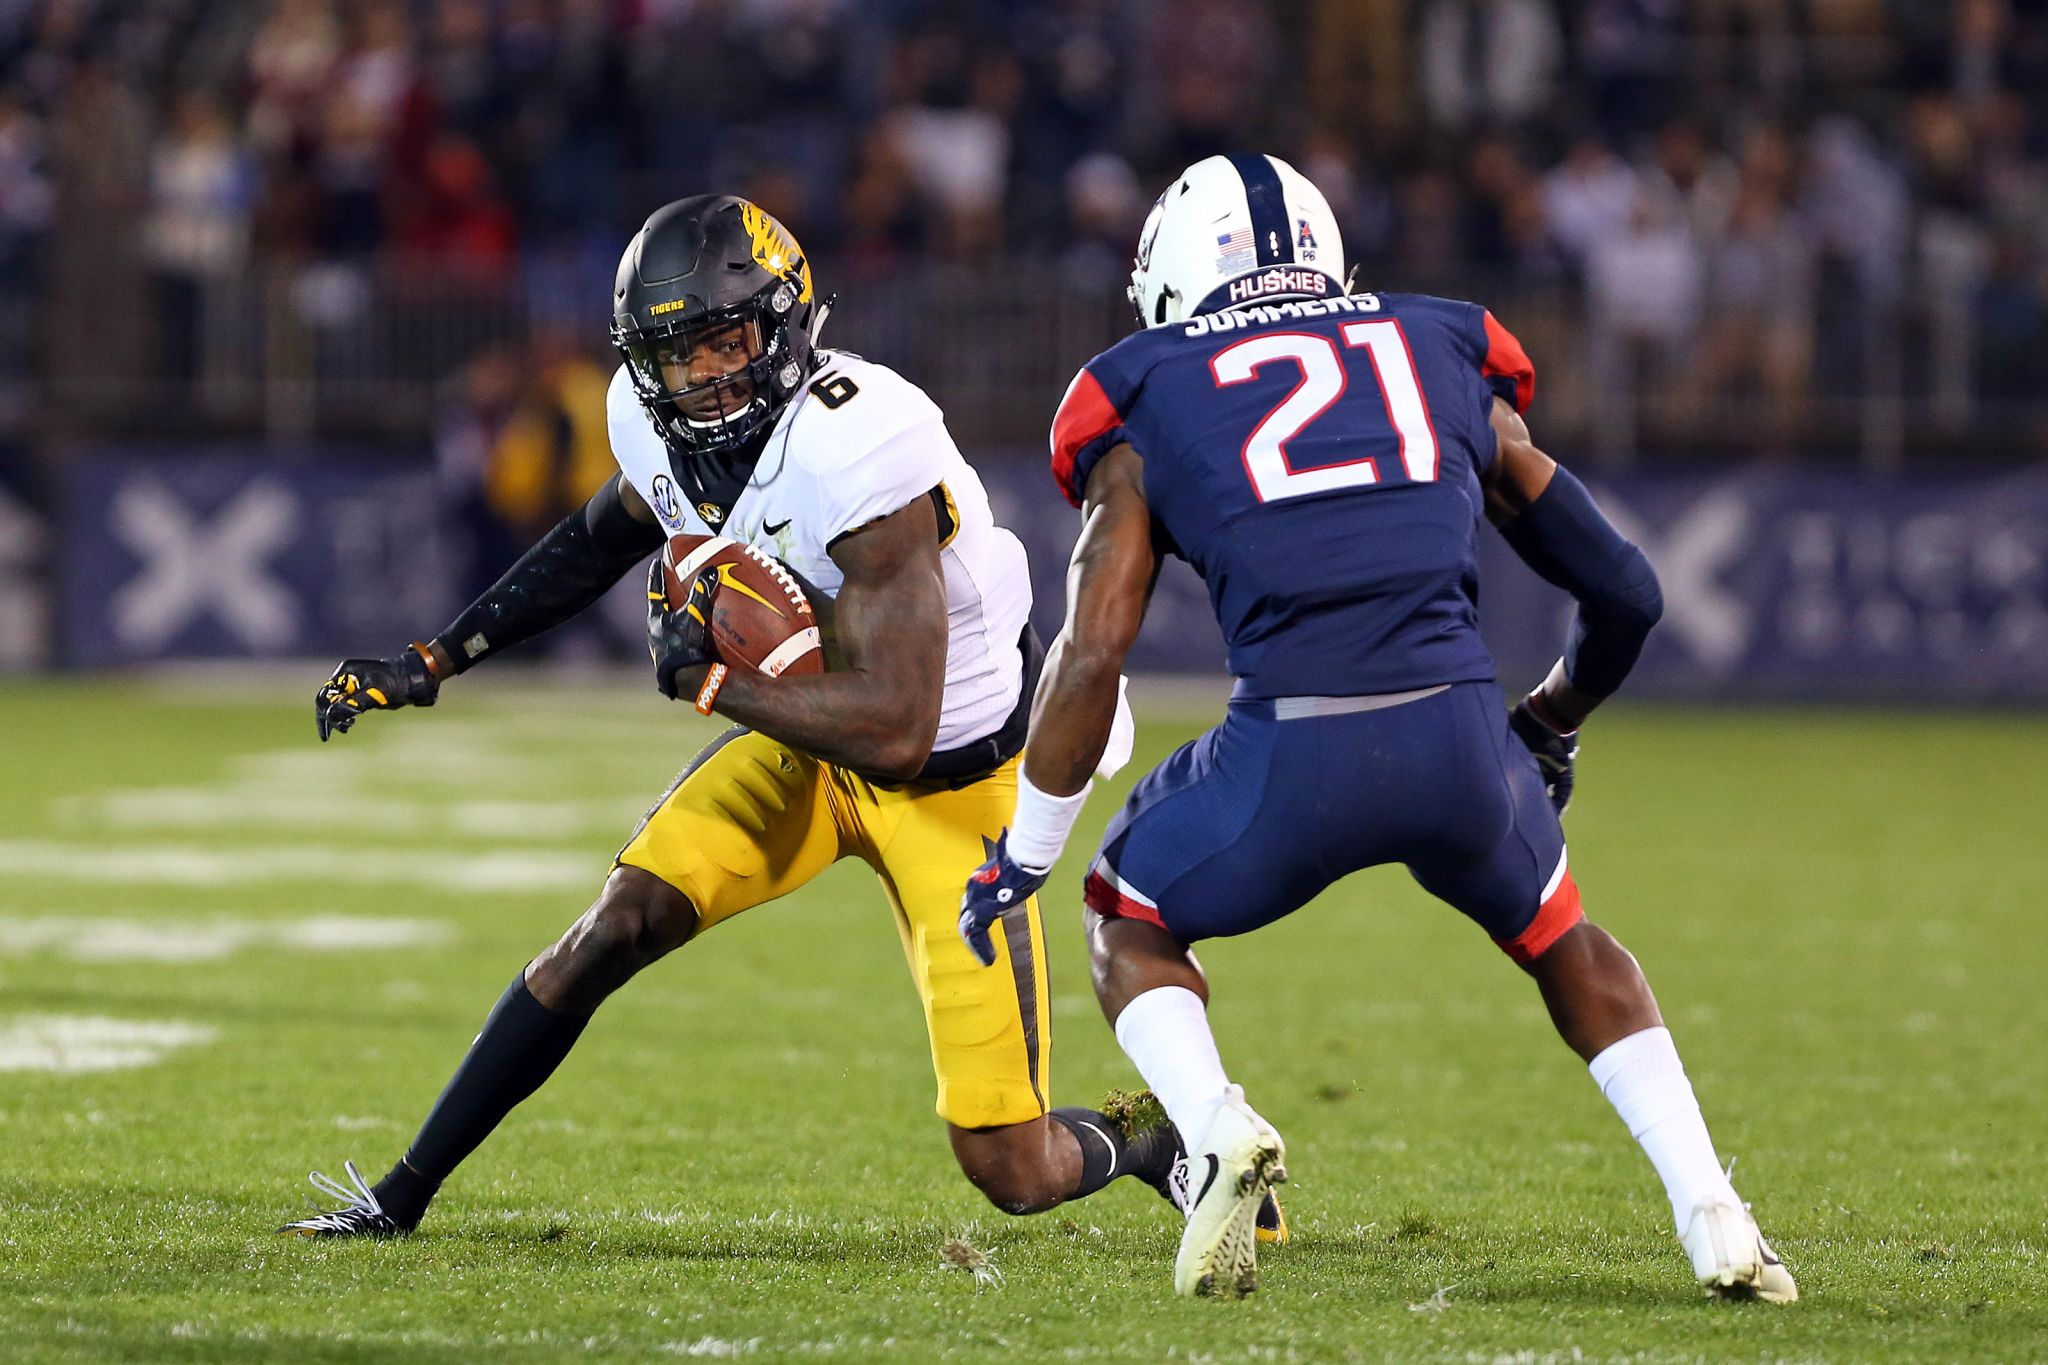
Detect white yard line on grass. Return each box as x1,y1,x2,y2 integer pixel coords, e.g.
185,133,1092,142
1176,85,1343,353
57,787,637,841
0,914,451,962
0,841,593,892
0,1015,217,1073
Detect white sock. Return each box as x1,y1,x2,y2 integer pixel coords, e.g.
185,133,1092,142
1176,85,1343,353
1588,1026,1741,1234
1113,986,1231,1147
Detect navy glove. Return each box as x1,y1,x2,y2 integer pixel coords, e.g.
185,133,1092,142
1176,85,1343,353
646,559,721,700
1509,698,1578,816
315,645,440,741
959,830,1051,967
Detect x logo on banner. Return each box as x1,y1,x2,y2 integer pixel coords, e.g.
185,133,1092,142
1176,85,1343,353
1596,486,1755,673
111,479,301,652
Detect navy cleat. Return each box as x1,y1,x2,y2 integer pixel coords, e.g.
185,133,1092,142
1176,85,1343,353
279,1161,412,1238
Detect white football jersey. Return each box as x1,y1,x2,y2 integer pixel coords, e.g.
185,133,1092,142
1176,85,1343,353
607,350,1033,754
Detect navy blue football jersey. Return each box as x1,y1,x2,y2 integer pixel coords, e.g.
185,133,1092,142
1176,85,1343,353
1051,291,1536,698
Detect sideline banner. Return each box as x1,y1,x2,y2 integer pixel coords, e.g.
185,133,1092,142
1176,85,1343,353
988,461,2048,703
58,451,2048,701
0,483,47,669
58,451,457,668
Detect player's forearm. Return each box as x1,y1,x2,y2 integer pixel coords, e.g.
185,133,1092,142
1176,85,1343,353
1496,467,1662,715
703,667,941,779
432,481,662,674
1020,633,1123,797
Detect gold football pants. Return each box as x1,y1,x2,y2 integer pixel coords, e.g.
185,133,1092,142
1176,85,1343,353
616,728,1050,1129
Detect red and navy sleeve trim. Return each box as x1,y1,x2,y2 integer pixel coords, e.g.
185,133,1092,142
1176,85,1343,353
1481,309,1535,414
1050,364,1127,509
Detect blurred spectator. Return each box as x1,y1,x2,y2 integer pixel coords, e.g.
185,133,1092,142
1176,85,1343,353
880,21,1017,257
1542,133,1635,264
436,341,524,602
1641,117,1739,246
1697,158,1818,451
1584,187,1704,453
246,0,342,156
145,89,257,384
392,132,515,274
0,0,2043,457
1575,0,1685,142
1060,150,1143,287
1143,0,1280,173
0,87,50,431
484,329,612,545
1417,0,1562,133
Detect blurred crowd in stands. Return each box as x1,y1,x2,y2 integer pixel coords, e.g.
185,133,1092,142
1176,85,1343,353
2,0,2047,476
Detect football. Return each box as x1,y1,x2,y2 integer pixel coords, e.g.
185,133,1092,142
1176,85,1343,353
660,534,825,678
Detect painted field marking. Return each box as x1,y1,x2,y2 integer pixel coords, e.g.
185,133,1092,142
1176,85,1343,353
0,841,590,892
0,1015,217,1073
0,914,451,963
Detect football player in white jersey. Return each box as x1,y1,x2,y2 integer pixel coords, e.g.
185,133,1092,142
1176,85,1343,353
283,196,1180,1238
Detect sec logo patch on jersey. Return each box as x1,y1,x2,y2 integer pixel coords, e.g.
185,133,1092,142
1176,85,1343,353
650,474,682,525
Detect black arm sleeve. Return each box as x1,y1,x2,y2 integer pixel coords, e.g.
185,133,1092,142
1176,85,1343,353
1496,466,1663,698
432,477,665,673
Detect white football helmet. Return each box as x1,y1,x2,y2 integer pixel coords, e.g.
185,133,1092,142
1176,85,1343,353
1129,154,1346,328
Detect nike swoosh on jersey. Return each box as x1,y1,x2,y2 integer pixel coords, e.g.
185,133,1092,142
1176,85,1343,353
764,518,792,535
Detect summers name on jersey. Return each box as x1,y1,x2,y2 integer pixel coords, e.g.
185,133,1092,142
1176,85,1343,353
606,349,1034,751
1049,291,1538,699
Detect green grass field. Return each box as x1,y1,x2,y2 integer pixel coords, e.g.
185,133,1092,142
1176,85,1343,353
1,674,2044,1364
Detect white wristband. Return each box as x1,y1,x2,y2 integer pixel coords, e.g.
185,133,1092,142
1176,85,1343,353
1006,767,1092,873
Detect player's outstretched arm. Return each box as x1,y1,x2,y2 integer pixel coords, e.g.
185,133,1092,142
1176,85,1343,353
1027,444,1160,798
959,443,1159,965
1482,401,1662,808
314,474,663,740
681,495,948,779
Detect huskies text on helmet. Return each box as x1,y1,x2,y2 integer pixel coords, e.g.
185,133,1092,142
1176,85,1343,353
1128,154,1347,329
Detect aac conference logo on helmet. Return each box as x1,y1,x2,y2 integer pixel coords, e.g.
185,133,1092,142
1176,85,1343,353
740,202,813,304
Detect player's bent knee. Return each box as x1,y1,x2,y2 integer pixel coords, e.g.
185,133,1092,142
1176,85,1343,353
595,866,699,961
534,868,699,1009
948,1120,1065,1216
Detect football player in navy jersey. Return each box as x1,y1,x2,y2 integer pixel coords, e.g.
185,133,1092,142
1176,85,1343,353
961,154,1796,1303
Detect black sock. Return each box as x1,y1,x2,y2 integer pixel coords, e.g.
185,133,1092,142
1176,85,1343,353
1050,1107,1140,1200
372,973,590,1227
1120,1119,1184,1194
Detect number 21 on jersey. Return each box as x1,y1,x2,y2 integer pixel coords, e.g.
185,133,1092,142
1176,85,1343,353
1208,320,1439,504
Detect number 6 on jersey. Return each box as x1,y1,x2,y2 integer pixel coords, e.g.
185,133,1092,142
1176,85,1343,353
1209,320,1440,504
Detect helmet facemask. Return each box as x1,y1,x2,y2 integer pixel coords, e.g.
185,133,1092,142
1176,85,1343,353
612,281,815,463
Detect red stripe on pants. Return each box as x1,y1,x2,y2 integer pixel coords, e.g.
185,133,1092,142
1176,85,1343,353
1501,869,1583,964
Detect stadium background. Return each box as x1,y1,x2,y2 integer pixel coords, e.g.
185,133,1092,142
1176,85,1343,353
0,0,2044,696
1,4,2045,1363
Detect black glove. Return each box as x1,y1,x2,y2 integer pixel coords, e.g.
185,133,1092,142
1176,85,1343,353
1509,698,1578,816
315,645,440,741
647,559,721,700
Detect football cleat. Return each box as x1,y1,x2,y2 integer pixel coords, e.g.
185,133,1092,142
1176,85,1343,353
1173,1085,1287,1298
1163,1151,1289,1244
279,1161,411,1239
1680,1200,1797,1303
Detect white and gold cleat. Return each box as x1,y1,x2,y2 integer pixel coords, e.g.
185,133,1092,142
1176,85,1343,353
1680,1200,1798,1303
1173,1086,1287,1298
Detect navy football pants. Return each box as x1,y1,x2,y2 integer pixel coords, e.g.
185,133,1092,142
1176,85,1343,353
1084,681,1582,961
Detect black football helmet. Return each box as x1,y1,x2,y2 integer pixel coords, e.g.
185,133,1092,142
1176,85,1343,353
610,195,826,464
